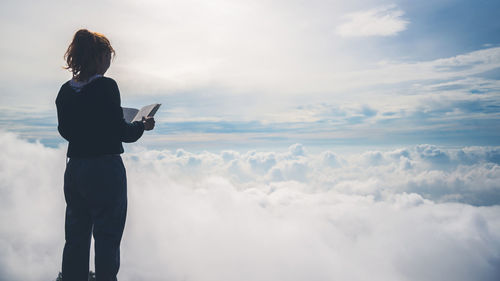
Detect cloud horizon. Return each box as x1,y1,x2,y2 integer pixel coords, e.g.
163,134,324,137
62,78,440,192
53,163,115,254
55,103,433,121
1,131,499,280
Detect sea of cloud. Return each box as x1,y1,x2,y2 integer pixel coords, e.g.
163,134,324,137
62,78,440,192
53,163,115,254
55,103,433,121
1,130,500,281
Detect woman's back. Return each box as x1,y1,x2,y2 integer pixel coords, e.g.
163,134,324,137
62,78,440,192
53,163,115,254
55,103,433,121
56,76,144,157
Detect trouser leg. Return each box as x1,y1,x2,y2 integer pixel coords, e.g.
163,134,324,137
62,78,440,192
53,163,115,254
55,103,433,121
89,156,127,281
62,160,92,281
93,198,127,281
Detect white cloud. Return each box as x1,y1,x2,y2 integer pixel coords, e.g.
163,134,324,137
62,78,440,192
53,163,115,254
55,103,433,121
336,5,409,37
0,132,66,280
1,131,500,280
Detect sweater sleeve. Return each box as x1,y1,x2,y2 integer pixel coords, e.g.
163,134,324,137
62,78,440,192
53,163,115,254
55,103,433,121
106,79,145,143
56,88,72,142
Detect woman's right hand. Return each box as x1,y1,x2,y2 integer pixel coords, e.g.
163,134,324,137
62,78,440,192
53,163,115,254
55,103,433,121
142,116,155,131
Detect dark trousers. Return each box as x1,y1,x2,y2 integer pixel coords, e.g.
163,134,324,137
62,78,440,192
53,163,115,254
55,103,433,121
62,155,127,281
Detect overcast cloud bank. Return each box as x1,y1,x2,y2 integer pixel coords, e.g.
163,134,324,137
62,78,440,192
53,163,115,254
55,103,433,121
1,131,500,281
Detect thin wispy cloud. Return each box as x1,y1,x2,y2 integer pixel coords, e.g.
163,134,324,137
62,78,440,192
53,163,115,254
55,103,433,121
336,5,409,37
4,46,499,148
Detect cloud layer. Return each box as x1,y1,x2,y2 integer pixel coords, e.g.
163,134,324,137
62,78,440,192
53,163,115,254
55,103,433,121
1,131,500,281
336,5,409,37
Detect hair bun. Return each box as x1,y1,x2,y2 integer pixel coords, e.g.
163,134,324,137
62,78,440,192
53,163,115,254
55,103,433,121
74,29,94,42
75,29,91,36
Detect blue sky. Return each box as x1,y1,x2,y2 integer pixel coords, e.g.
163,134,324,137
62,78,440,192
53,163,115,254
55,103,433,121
0,0,499,150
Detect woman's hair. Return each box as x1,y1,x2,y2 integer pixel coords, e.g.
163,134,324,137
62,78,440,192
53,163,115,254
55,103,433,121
64,29,115,81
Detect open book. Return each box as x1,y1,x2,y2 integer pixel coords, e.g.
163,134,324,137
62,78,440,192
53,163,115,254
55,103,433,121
122,103,161,123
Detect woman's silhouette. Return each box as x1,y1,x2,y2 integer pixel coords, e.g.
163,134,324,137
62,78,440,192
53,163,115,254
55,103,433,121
56,29,155,281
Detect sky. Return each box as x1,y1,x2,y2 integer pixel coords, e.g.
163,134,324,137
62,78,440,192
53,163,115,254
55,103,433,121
1,0,500,280
0,0,499,150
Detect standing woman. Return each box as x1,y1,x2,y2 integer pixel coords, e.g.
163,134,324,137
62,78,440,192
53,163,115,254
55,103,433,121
56,29,155,281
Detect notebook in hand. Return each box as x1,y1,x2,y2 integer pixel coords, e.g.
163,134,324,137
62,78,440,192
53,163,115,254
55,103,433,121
122,103,161,123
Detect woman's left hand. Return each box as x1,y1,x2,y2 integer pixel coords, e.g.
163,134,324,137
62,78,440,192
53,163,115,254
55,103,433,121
142,116,155,131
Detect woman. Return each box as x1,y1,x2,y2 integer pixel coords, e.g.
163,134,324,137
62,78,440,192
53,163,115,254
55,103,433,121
56,29,155,281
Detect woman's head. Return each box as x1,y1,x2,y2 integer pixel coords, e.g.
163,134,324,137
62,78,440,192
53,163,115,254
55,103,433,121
64,29,115,81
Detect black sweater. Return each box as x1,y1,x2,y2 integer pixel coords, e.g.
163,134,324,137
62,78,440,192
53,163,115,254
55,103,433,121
56,77,145,157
